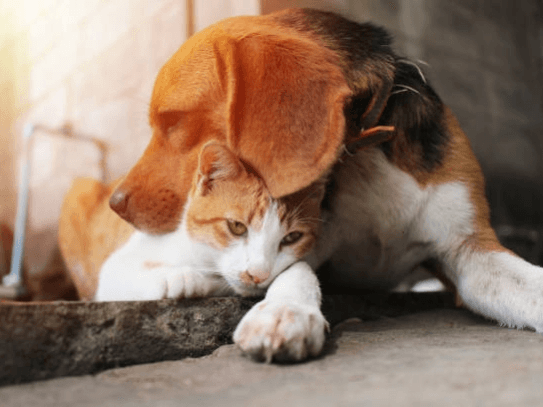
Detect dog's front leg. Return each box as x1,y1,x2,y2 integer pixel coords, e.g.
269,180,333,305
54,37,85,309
233,261,328,363
450,245,543,333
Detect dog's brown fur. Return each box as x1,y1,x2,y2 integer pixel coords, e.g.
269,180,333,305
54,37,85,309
59,178,133,300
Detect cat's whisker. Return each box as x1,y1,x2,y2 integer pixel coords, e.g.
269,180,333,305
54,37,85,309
196,268,222,276
213,278,233,294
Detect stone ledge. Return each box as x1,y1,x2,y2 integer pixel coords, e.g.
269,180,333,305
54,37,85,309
0,292,456,386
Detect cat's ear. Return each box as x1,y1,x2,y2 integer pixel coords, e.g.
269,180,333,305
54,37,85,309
196,142,243,194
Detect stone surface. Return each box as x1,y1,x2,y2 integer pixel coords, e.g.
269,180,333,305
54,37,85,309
1,308,542,406
0,292,456,386
0,297,253,385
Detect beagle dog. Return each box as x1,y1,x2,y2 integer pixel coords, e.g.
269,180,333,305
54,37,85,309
59,9,543,362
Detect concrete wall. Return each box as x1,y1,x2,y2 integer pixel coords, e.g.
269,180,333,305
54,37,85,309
0,0,541,298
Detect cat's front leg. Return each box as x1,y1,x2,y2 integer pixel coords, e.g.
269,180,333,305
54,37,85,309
233,261,328,362
95,262,229,301
164,267,231,299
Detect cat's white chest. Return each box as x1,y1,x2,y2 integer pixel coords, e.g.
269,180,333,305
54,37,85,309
312,149,474,289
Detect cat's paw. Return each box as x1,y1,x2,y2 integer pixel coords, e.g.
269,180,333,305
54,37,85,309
165,268,220,299
233,300,328,363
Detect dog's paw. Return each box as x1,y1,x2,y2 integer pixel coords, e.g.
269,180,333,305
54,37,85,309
233,300,328,363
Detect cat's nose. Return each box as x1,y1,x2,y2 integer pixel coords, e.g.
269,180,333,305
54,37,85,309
241,270,270,285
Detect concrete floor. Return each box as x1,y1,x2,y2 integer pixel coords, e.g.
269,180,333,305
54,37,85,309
2,308,542,407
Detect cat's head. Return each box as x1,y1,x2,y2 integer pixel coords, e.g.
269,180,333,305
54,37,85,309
185,142,325,296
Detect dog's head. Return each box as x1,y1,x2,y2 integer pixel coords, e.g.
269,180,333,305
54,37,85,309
110,9,396,233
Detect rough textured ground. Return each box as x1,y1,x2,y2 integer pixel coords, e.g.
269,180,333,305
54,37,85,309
2,308,542,407
0,292,455,385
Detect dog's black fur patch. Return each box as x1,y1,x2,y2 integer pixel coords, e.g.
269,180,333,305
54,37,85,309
378,60,447,171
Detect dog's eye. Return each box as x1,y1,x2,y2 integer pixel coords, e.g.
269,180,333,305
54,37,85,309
280,231,303,247
227,220,247,237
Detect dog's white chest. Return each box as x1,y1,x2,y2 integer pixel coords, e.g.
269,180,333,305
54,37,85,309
312,149,474,289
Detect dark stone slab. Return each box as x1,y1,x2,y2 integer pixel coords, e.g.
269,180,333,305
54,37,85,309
0,292,456,386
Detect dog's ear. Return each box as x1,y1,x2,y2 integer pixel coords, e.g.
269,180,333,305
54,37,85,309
153,25,351,199
223,33,351,198
265,9,398,155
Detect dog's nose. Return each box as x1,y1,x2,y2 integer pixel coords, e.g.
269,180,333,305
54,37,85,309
109,188,129,218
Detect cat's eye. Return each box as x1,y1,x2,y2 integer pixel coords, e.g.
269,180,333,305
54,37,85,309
280,231,303,246
227,220,247,236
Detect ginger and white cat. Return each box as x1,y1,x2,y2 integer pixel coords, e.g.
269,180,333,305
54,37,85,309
95,141,327,361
